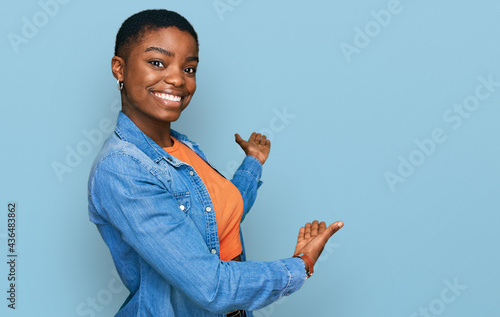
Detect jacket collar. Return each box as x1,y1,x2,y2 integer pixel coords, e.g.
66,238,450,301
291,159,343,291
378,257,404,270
114,111,203,166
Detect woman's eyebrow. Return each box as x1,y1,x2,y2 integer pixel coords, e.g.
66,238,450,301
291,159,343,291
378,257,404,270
145,46,173,56
145,46,199,62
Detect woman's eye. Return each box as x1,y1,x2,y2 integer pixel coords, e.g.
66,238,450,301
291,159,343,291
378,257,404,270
184,67,197,74
150,61,164,68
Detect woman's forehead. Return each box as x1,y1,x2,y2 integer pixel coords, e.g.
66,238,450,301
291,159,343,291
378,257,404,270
135,27,198,51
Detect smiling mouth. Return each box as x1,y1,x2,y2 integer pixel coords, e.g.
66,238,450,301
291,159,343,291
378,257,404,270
152,92,182,102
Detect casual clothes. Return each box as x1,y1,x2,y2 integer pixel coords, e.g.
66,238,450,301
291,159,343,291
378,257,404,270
87,111,306,316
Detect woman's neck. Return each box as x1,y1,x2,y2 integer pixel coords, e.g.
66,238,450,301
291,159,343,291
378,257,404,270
123,108,173,148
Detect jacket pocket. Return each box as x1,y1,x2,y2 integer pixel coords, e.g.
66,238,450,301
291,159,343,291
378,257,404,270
172,191,191,214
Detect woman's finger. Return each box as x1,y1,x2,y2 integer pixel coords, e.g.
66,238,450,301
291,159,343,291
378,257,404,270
260,134,267,144
304,222,312,239
235,133,244,144
254,133,262,143
321,221,344,240
311,220,319,237
297,226,305,243
248,132,257,143
318,221,327,234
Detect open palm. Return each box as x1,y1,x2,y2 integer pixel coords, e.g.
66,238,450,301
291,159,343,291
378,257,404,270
235,132,271,165
294,220,343,265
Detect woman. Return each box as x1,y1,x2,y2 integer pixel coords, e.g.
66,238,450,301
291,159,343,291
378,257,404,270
87,9,343,317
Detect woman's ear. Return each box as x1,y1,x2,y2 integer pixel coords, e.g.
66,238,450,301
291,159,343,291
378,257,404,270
111,56,125,81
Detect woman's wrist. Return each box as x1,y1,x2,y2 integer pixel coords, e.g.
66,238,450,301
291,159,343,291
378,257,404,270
300,257,309,272
293,253,314,279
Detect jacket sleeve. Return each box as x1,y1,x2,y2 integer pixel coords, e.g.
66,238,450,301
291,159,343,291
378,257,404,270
88,153,306,314
230,155,263,222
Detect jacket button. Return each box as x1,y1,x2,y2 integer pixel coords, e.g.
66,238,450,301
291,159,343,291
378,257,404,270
179,205,185,211
211,249,217,254
205,207,212,212
189,170,194,176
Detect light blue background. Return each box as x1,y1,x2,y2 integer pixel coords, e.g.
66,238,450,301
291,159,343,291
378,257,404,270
1,0,499,316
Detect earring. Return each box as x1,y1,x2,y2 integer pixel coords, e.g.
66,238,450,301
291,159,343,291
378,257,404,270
117,79,124,90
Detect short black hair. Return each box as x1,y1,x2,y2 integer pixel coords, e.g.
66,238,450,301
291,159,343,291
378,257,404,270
114,9,198,59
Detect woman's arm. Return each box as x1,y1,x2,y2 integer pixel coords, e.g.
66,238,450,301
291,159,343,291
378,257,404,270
89,152,305,314
231,132,270,221
230,155,262,221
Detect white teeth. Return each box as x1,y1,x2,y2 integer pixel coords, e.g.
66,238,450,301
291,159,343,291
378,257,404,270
153,92,182,102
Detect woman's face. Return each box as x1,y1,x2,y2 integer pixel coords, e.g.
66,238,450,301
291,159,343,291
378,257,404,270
115,27,199,127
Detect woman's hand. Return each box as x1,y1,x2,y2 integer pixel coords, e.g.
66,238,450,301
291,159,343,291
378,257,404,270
293,220,344,271
235,132,271,165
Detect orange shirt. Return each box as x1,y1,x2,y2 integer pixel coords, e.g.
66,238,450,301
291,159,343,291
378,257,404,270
163,137,243,261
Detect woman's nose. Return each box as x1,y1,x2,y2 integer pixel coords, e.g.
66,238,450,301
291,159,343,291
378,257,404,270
163,67,185,87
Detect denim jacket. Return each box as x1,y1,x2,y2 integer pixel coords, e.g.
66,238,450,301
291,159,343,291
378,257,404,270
87,111,306,316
